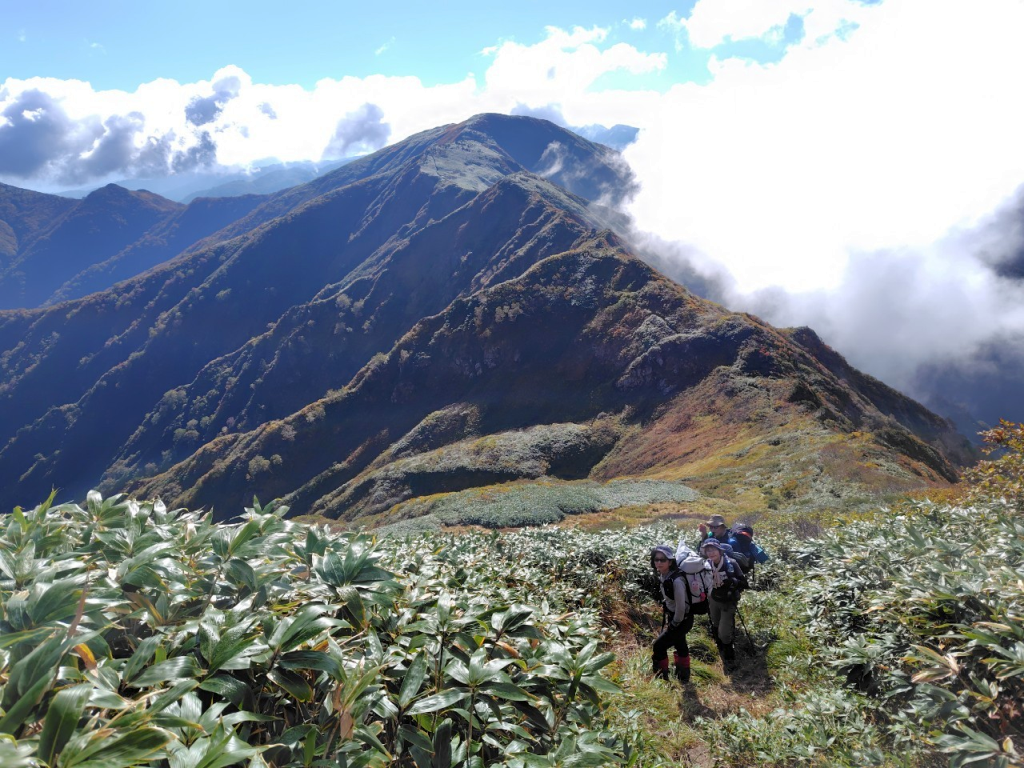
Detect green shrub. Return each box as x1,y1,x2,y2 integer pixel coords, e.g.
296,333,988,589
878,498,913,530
961,419,1024,511
0,491,648,768
397,478,699,530
784,500,1024,767
708,688,891,767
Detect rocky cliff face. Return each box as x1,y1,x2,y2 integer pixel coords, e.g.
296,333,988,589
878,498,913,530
0,114,970,520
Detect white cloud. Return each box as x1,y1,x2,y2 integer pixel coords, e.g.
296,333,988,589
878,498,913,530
478,26,665,132
657,12,688,52
0,66,478,184
375,37,395,56
626,0,1024,397
483,25,665,107
627,0,1024,290
0,28,664,188
741,233,1024,393
660,0,866,50
684,0,807,47
629,18,647,31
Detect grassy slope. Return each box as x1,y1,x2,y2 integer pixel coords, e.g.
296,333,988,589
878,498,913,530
289,367,958,535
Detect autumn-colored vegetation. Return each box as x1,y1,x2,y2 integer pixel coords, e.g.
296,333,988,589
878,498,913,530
959,419,1024,511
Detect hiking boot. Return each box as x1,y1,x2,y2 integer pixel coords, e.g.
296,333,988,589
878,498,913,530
721,643,736,671
674,654,691,684
653,658,670,681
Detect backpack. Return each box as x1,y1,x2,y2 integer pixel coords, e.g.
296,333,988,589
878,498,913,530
729,523,769,573
672,543,711,615
728,549,753,573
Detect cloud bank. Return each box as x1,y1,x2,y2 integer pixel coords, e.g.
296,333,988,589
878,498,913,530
623,0,1024,425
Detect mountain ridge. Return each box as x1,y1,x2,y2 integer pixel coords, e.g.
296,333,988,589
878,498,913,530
0,114,971,522
0,184,184,308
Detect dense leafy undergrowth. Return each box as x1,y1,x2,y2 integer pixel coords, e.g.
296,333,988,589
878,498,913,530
704,499,1024,768
3,476,1024,766
375,479,700,533
0,492,678,768
804,501,1023,766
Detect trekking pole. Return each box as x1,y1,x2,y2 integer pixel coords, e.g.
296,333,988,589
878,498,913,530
736,607,760,655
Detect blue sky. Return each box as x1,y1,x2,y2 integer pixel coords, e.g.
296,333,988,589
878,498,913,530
1,0,1023,404
6,2,671,88
1,0,813,92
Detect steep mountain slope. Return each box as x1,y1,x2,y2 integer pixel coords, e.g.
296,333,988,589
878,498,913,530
0,183,78,270
0,114,969,520
102,175,596,488
0,184,273,309
44,194,266,305
199,114,634,248
0,185,183,308
128,228,966,519
0,115,634,511
0,115,631,313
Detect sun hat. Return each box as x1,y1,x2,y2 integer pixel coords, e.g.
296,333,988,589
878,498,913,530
650,545,675,567
701,539,733,556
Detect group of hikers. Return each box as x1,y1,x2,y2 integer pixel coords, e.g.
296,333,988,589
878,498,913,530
650,514,770,683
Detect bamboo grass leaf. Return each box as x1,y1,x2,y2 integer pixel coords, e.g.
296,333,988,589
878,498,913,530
398,653,429,710
130,657,202,688
267,669,314,703
60,726,171,768
407,689,469,716
432,719,453,768
38,684,92,765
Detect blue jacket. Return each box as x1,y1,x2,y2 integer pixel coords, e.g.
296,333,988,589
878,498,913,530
728,534,769,564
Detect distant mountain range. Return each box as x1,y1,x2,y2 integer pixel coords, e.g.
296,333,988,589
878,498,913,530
55,159,353,203
0,114,973,520
179,160,353,202
0,182,266,308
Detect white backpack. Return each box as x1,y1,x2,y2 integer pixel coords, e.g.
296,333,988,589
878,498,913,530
675,543,711,615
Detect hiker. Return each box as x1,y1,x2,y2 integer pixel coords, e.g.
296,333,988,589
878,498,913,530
728,523,769,571
700,538,747,670
650,545,694,683
695,514,731,549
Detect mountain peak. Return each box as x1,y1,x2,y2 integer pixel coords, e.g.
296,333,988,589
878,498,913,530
446,113,636,205
81,183,180,210
0,181,184,309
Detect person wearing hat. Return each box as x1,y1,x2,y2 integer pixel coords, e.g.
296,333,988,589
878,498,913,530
694,514,731,550
700,538,748,670
649,545,695,683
